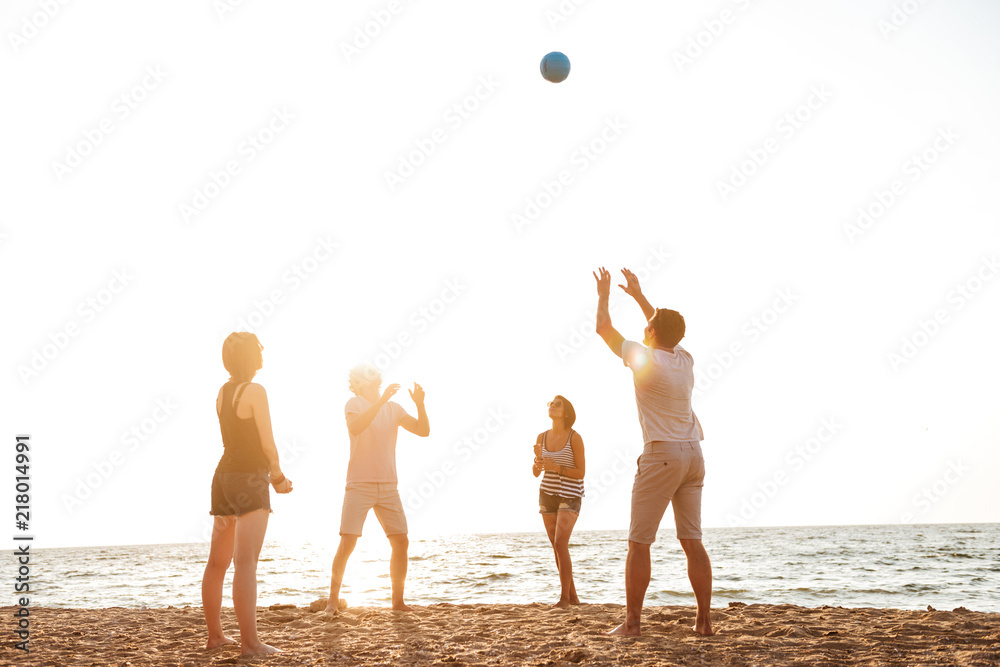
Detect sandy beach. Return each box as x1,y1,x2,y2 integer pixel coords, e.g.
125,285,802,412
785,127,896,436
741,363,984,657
6,602,999,666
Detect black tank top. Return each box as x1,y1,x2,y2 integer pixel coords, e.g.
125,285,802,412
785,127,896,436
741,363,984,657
216,381,268,473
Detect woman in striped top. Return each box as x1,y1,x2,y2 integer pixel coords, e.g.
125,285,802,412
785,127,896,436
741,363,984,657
532,394,586,607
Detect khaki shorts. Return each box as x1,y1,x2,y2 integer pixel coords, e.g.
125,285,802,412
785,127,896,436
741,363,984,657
340,482,408,536
629,441,705,543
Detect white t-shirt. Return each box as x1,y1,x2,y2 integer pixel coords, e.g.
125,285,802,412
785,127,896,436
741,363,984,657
621,340,704,443
344,396,409,484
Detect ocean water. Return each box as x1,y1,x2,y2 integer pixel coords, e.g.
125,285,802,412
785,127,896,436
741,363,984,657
24,524,1000,612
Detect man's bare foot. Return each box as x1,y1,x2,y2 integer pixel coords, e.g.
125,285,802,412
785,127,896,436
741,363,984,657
609,621,641,636
693,618,715,636
241,642,281,656
553,599,572,609
392,602,414,611
204,635,237,649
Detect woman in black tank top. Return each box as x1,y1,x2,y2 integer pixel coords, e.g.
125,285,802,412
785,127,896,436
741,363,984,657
532,394,586,607
201,333,293,656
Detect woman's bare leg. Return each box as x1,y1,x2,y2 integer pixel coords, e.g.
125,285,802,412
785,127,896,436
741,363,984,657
232,509,279,655
202,516,237,648
542,513,565,602
553,510,579,607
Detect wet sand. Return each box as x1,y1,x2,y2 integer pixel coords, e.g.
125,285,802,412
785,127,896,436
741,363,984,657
5,601,999,666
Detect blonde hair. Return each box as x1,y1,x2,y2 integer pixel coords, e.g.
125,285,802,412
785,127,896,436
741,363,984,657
222,332,263,383
348,363,381,395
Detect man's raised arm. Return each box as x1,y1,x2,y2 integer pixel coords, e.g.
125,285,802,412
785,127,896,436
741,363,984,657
399,383,430,437
347,384,399,435
618,268,655,321
594,267,625,358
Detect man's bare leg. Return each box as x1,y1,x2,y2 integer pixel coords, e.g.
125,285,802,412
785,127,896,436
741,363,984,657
232,509,280,655
553,511,579,608
325,535,358,614
387,533,413,611
609,540,650,636
202,516,238,649
679,539,714,635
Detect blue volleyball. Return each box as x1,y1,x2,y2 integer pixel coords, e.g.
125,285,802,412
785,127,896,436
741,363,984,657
540,51,571,83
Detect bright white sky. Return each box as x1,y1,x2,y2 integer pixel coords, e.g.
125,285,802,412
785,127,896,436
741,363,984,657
3,0,999,550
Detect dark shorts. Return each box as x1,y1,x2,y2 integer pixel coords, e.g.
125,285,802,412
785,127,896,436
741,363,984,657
210,469,271,516
538,490,582,515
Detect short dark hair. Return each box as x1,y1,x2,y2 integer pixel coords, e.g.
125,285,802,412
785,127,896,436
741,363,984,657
553,394,576,428
650,308,685,347
222,332,263,383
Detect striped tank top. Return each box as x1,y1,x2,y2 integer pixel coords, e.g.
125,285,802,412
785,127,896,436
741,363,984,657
539,430,585,499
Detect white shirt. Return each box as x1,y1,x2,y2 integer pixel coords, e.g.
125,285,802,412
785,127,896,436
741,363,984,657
621,340,704,443
344,396,408,483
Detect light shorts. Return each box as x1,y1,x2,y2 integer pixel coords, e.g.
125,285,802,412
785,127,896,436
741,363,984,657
629,441,705,544
340,482,408,537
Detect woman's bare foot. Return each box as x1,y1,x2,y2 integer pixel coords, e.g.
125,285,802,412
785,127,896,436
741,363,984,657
609,621,641,636
204,635,238,649
693,617,715,636
392,602,414,611
322,598,348,615
553,599,572,608
242,641,281,656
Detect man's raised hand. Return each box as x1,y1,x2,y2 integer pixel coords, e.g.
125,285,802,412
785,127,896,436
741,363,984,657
618,268,642,299
380,383,401,404
593,266,612,298
409,383,425,405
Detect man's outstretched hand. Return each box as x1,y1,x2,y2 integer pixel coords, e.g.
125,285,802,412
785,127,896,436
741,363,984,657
618,268,642,299
409,383,425,405
594,267,611,298
380,383,401,404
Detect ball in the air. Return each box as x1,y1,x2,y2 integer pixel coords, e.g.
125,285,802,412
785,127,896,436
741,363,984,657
540,51,570,83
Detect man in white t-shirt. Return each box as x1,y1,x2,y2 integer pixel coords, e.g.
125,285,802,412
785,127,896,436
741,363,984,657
594,267,714,637
324,363,429,614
